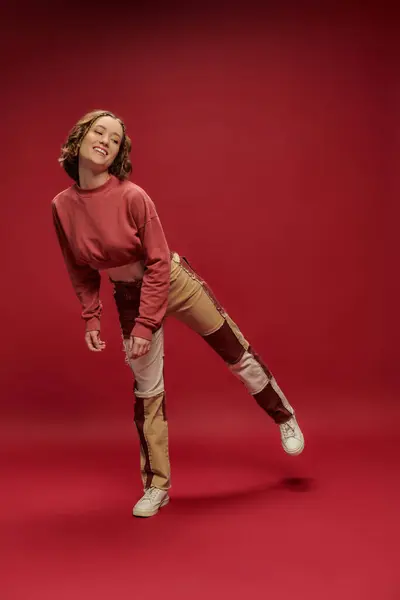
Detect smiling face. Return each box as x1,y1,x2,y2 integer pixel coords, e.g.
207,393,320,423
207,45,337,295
78,115,124,173
59,109,133,184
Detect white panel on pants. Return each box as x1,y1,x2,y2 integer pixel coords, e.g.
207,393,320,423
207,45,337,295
123,327,165,398
228,350,270,395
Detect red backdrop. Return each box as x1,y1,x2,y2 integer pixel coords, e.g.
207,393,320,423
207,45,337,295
1,5,397,430
1,4,399,599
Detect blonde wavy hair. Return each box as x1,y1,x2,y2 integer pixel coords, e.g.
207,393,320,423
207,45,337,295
58,110,132,184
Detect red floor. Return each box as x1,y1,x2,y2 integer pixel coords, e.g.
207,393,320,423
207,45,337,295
1,388,399,600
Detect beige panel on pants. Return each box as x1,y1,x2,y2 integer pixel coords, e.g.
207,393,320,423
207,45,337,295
166,253,225,334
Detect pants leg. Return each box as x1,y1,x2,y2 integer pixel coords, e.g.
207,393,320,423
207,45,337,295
113,281,170,491
122,329,170,491
167,254,293,424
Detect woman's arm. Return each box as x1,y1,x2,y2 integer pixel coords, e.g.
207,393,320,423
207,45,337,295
52,202,103,332
128,188,171,342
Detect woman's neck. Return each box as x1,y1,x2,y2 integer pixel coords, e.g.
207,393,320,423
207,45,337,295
78,168,110,190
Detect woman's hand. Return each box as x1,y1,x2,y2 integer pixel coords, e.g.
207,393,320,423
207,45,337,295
85,330,106,352
128,336,151,360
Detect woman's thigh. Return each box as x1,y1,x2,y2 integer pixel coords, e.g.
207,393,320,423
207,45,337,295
123,327,165,398
167,255,250,350
167,254,226,336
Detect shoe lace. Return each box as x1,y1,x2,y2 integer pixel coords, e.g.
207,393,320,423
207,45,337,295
281,419,296,439
145,487,161,501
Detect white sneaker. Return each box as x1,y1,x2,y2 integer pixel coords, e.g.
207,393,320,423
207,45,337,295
280,415,305,455
132,487,170,518
268,378,305,456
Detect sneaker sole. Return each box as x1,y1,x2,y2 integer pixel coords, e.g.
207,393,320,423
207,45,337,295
132,496,170,518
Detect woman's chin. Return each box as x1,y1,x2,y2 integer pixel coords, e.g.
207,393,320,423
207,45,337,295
81,156,110,172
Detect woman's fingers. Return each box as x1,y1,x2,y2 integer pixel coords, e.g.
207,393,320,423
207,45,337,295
85,331,105,352
85,332,96,351
130,337,151,359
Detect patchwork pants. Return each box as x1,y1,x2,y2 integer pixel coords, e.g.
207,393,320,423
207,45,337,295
112,252,293,491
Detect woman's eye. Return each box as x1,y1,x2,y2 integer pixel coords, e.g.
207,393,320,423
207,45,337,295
112,139,119,145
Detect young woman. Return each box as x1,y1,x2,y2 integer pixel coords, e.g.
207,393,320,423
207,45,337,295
52,110,305,518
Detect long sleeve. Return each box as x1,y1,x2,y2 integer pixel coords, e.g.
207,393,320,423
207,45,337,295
129,192,171,341
52,203,103,332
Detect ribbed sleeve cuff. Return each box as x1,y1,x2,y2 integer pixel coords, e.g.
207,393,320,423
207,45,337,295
85,317,101,332
131,323,153,341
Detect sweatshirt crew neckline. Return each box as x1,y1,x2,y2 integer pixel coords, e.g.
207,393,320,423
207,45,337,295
74,175,119,197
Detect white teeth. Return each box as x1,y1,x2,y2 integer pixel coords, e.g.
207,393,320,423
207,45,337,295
94,147,107,156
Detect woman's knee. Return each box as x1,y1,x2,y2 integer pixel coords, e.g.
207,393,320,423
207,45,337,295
134,376,165,398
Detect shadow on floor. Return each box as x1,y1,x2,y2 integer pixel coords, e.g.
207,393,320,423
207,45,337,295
165,476,316,513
